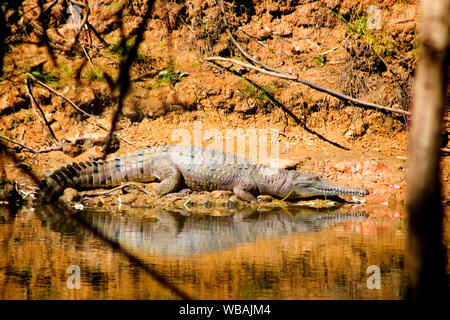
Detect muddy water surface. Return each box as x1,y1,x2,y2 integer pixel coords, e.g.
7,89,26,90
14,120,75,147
0,203,445,300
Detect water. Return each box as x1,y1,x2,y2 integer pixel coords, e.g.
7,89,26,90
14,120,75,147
0,203,441,299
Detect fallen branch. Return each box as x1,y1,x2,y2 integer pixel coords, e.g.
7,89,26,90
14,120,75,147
28,75,135,145
81,44,96,73
207,56,410,116
0,145,192,300
86,21,110,47
218,0,289,75
0,134,37,153
216,0,409,117
208,60,350,150
0,133,61,153
80,182,152,197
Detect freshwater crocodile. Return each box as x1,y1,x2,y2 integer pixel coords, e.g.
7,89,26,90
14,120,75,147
40,145,369,202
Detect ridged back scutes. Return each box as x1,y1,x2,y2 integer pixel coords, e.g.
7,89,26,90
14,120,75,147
38,145,260,201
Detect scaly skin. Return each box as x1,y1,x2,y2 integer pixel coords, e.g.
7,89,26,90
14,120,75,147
40,145,369,202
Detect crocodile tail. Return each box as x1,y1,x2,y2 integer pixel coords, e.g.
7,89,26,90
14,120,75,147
38,161,91,202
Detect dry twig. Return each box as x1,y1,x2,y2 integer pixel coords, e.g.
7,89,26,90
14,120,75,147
25,77,61,147
0,133,61,153
207,56,410,116
80,182,152,198
28,75,135,145
215,0,409,117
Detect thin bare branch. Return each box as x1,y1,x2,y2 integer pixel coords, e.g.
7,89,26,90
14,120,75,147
86,21,110,47
102,0,155,159
80,182,152,197
0,133,62,153
218,0,288,75
0,134,38,153
28,75,135,145
25,77,60,147
216,0,408,117
81,44,96,73
0,145,193,300
208,60,350,150
207,56,410,116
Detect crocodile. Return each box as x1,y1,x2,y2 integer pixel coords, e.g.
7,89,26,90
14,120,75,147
40,145,369,202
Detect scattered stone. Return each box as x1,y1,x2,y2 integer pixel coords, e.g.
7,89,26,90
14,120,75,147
334,162,348,172
281,142,291,154
333,160,390,175
257,195,274,203
0,87,27,115
58,188,80,203
120,193,138,205
200,200,214,208
211,190,233,199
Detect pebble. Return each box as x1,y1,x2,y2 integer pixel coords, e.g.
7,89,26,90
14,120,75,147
58,188,80,203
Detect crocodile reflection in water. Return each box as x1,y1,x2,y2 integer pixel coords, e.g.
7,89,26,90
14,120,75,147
36,206,367,255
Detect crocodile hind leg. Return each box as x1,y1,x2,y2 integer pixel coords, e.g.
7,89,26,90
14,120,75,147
233,184,257,203
152,159,182,196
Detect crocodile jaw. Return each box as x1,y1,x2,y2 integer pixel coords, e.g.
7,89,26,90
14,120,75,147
293,179,369,198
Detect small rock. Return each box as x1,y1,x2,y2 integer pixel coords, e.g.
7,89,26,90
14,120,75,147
200,200,214,208
120,193,137,204
59,188,80,203
211,190,233,199
227,195,243,208
334,162,349,172
0,87,27,115
361,160,390,175
257,195,274,203
259,157,300,170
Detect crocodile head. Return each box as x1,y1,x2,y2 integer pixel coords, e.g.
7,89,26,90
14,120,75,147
291,173,369,198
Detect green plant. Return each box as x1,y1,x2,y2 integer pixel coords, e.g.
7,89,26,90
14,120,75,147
242,83,273,102
24,110,32,122
105,0,126,11
82,68,104,81
109,36,147,63
109,37,135,56
59,63,72,77
30,70,59,84
329,7,395,58
314,54,328,66
156,68,180,86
